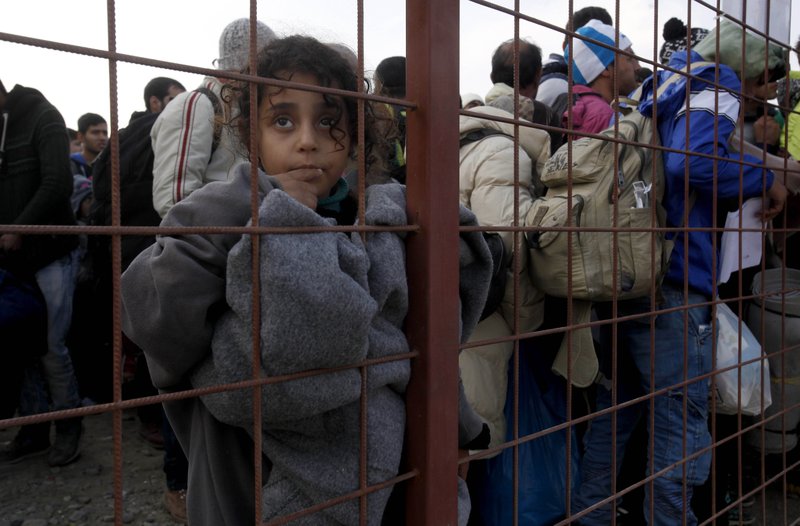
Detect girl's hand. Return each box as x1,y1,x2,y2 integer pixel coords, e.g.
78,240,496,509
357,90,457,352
272,168,323,209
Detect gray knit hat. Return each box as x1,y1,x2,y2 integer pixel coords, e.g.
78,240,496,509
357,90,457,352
216,18,276,71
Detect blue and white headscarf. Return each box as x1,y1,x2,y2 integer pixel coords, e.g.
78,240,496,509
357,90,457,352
564,19,633,86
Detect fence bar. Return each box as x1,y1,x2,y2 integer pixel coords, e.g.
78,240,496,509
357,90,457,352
404,0,461,524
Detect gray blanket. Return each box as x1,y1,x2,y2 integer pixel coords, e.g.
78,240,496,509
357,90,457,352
121,164,492,525
194,184,410,524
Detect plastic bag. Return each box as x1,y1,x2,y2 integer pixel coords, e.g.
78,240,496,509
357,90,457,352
469,339,580,525
714,302,772,416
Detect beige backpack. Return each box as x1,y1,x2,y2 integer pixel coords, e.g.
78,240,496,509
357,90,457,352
524,63,709,302
525,63,710,387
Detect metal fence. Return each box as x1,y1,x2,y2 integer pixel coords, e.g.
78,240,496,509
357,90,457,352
2,0,800,524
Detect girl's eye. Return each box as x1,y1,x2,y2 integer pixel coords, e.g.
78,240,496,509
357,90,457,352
275,117,292,128
320,116,337,128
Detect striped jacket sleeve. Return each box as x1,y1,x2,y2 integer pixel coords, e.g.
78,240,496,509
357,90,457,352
663,65,774,199
151,89,216,218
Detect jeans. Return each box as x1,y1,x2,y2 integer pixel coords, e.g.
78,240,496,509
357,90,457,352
162,409,189,491
19,251,82,419
571,283,714,525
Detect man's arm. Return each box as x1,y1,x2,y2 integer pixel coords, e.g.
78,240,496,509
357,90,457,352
151,90,216,218
666,82,787,220
14,107,73,226
664,74,775,201
730,131,800,194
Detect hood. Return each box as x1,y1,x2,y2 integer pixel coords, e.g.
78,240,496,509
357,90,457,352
637,50,720,122
128,110,149,124
5,85,47,114
70,151,90,168
484,83,514,104
459,105,550,176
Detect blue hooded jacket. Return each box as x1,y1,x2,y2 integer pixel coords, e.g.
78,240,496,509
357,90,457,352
637,50,774,297
69,151,91,178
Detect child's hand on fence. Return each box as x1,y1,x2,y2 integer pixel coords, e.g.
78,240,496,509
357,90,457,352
272,168,324,209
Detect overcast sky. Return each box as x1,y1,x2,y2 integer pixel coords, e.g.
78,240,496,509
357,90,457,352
2,0,798,130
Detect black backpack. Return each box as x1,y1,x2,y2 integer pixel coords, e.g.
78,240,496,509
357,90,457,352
459,129,515,321
90,87,222,270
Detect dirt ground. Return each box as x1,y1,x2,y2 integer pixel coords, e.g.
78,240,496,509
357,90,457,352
0,411,181,526
2,410,800,525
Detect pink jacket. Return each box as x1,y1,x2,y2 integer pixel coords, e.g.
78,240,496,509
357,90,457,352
562,85,613,135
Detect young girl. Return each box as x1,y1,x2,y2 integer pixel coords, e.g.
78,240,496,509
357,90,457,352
120,35,492,525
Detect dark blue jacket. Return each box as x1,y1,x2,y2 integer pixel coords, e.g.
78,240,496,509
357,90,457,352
638,51,774,297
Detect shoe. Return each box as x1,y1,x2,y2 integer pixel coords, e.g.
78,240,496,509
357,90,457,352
163,488,188,524
0,434,50,464
48,420,82,467
728,506,756,526
139,421,165,450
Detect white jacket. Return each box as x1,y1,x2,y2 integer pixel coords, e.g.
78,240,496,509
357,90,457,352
151,76,248,218
458,105,550,450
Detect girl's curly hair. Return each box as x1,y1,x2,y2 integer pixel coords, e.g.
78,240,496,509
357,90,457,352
238,35,393,183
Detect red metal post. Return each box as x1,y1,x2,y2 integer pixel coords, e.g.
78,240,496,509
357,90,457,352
404,0,461,524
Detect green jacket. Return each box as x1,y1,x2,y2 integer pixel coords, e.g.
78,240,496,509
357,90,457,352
782,71,800,160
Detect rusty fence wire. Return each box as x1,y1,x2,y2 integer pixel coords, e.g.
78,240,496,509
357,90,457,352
3,0,800,525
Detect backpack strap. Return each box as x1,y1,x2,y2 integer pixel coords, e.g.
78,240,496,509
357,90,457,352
459,127,518,320
573,90,605,101
459,128,514,149
193,87,224,154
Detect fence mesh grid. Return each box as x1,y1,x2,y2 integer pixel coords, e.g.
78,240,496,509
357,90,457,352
3,0,800,524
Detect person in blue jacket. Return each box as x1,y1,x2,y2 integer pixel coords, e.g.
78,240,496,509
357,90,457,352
571,18,788,526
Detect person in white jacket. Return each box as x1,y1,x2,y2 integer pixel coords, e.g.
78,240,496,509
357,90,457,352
150,18,276,218
457,105,550,451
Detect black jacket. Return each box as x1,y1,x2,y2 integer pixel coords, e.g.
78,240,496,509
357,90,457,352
0,85,77,275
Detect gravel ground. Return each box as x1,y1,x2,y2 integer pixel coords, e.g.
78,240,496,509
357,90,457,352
2,410,800,525
0,411,181,526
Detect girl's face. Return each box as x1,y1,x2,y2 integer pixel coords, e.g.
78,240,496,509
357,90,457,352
257,72,351,199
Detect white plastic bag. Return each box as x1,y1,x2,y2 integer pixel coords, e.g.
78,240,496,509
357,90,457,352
714,302,772,416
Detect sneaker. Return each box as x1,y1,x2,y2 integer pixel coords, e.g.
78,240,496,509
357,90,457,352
0,434,50,464
163,488,188,524
728,506,756,526
48,421,82,467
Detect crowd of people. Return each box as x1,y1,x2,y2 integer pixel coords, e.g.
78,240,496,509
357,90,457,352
2,6,800,526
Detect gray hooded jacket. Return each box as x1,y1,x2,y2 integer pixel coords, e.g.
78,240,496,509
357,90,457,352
121,164,492,525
